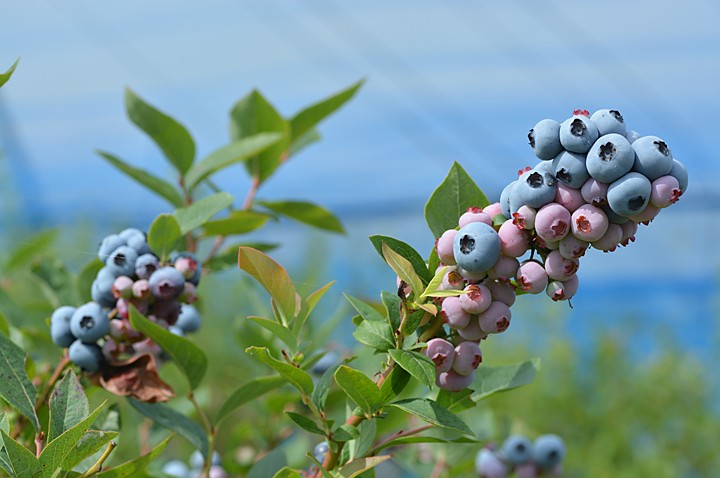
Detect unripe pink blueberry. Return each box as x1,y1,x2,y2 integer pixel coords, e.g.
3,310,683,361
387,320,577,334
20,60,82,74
485,280,516,307
436,369,475,391
209,466,228,478
535,203,572,243
133,338,162,357
571,204,609,242
459,206,493,228
475,448,508,478
544,250,579,281
628,203,660,224
516,261,549,295
441,296,472,329
620,220,638,246
546,274,579,301
483,202,504,219
512,205,536,230
459,284,492,314
558,234,589,259
115,298,130,320
487,255,519,282
425,338,456,373
457,316,487,341
439,267,465,290
591,223,623,252
498,220,530,257
581,178,609,207
132,279,152,300
554,183,585,213
436,229,457,265
650,175,682,208
112,276,134,299
175,256,199,280
452,341,482,375
180,282,198,303
478,301,512,333
515,463,538,478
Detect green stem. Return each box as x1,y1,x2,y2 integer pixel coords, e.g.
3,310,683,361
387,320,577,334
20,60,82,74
189,391,216,478
79,441,117,477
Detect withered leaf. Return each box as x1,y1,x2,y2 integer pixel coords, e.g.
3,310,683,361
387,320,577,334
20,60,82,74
97,354,175,403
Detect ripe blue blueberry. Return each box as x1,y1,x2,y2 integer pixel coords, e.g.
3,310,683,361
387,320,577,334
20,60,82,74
313,442,329,464
669,158,688,193
559,114,599,153
590,108,627,136
149,266,186,300
552,150,589,189
626,129,641,144
528,119,563,160
632,135,673,180
515,169,557,208
475,448,508,478
126,234,152,256
68,340,103,372
453,222,502,274
501,435,533,465
189,450,222,470
607,172,652,217
135,254,160,280
500,181,518,219
533,434,566,470
161,460,190,478
586,133,635,183
70,302,110,343
119,227,144,242
98,234,126,261
50,306,77,348
176,304,201,333
105,245,139,277
91,268,117,308
152,300,182,324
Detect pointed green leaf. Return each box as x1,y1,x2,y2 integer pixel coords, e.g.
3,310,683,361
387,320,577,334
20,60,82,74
289,80,364,142
310,359,341,412
435,388,475,413
332,424,360,442
334,366,383,415
424,162,489,237
285,412,324,435
173,192,233,235
245,347,313,396
470,358,540,401
130,399,207,455
353,320,395,352
147,214,182,261
258,200,344,234
97,151,183,207
185,133,283,190
380,291,402,331
272,468,303,478
294,281,335,334
129,305,207,389
247,447,287,478
96,434,173,478
48,369,90,442
0,416,15,476
203,210,271,236
381,242,423,300
0,332,39,431
0,58,19,88
344,294,384,323
0,430,43,478
61,430,118,471
348,419,376,461
369,236,432,284
248,317,297,350
125,87,195,175
387,349,436,389
419,266,448,300
216,375,285,424
337,455,391,478
238,247,299,322
389,398,474,435
379,367,411,403
288,127,321,157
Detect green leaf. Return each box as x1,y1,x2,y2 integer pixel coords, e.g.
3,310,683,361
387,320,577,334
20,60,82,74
388,349,436,389
369,236,432,284
288,127,321,157
285,412,324,435
185,133,283,190
381,243,423,300
0,430,43,478
389,398,474,436
203,210,271,236
245,347,313,396
310,359,341,412
422,289,465,298
130,399,207,456
333,424,360,442
247,447,287,478
61,430,118,471
48,369,90,442
230,90,290,183
39,401,106,477
258,201,344,234
435,388,475,413
146,214,182,261
470,358,540,401
424,162,489,237
248,317,297,350
379,367,411,403
129,305,207,389
348,419,376,461
353,320,395,352
0,58,19,88
0,416,12,475
337,455,391,478
125,87,195,175
294,281,335,334
76,258,105,303
0,313,8,336
96,434,173,478
216,375,285,424
0,332,39,431
97,151,183,207
289,80,364,142
344,294,384,323
272,468,303,478
403,308,427,337
238,247,299,323
173,192,233,235
419,266,448,300
334,366,383,415
4,229,58,272
381,291,401,331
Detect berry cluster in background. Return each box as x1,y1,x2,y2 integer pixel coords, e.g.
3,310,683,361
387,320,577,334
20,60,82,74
162,451,227,478
49,228,203,373
426,109,687,391
475,434,566,478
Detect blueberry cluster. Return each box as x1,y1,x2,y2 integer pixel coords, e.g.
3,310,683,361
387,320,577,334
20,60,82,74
162,451,227,478
475,434,566,478
426,109,687,391
49,228,203,372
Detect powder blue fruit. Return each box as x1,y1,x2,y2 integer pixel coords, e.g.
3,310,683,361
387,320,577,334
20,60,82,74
68,340,103,372
98,234,126,261
586,133,635,183
70,302,110,343
559,114,599,153
500,181,518,219
176,304,201,333
105,245,139,277
607,172,652,217
528,119,563,160
453,222,502,273
475,448,508,478
189,450,221,470
515,169,557,208
161,460,190,478
91,268,117,308
632,135,673,180
501,435,533,465
669,158,688,193
135,254,160,280
533,434,566,470
313,442,329,464
590,108,627,136
149,267,186,300
50,306,77,347
552,150,589,189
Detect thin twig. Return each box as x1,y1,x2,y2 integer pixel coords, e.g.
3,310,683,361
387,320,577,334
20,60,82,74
429,454,447,478
35,353,71,409
368,424,433,455
79,441,117,477
35,432,45,457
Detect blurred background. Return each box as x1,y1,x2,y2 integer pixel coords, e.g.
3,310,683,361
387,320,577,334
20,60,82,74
1,1,719,476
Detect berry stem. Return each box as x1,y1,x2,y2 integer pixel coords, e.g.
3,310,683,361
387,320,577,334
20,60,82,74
78,441,117,477
189,390,216,478
242,175,261,210
35,351,71,410
367,424,433,455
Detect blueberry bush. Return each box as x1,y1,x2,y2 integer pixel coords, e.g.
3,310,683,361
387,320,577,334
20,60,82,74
0,58,695,478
